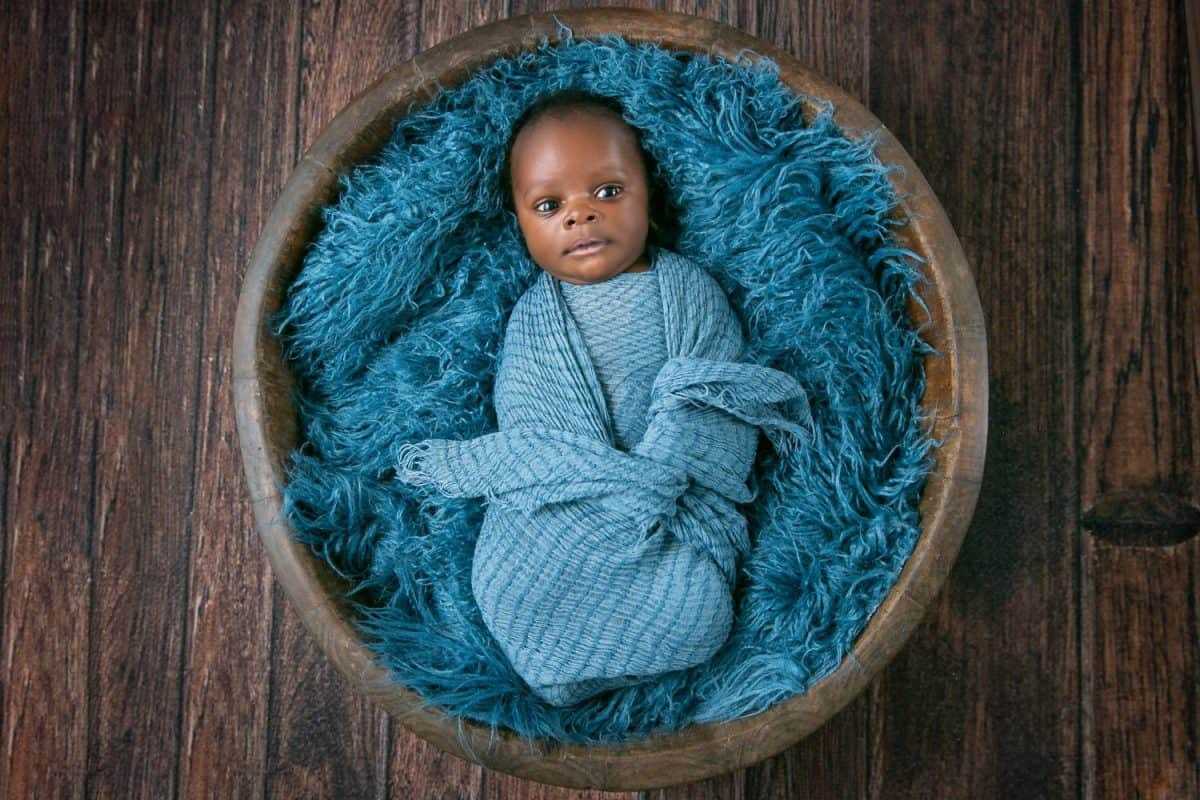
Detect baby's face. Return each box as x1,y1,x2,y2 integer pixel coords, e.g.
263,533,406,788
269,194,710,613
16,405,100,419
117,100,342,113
509,109,651,285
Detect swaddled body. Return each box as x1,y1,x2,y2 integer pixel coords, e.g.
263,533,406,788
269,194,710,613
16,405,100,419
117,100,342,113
396,93,808,706
479,249,756,705
399,249,807,705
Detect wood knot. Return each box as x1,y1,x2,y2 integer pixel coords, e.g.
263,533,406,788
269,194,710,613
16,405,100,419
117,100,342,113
1082,488,1200,547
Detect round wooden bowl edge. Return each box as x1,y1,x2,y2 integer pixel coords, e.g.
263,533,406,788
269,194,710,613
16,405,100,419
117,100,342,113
231,7,988,791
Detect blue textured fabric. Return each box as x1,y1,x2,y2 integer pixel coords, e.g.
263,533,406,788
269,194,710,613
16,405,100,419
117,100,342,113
560,269,663,450
396,250,809,705
274,27,935,743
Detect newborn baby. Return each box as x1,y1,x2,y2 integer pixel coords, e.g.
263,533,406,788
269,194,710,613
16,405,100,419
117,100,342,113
398,92,809,706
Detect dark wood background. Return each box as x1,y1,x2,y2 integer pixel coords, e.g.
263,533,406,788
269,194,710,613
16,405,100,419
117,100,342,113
3,0,1198,797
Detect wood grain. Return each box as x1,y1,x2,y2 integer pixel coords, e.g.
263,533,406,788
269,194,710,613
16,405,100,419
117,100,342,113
265,600,389,799
1079,0,1200,797
869,0,1081,797
1080,0,1199,509
173,2,305,798
2,5,93,797
77,3,210,795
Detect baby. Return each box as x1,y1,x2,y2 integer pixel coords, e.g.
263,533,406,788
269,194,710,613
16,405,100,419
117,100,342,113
398,92,808,706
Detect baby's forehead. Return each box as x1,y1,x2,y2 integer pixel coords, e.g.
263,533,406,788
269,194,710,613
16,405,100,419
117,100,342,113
515,106,638,147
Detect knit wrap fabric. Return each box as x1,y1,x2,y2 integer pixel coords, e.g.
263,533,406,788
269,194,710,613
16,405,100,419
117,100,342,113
396,250,810,705
560,269,664,450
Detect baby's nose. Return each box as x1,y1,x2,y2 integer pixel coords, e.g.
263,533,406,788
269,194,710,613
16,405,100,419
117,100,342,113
564,206,599,227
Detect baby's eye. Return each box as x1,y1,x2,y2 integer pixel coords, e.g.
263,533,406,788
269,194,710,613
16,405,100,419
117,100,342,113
533,199,560,214
595,184,623,199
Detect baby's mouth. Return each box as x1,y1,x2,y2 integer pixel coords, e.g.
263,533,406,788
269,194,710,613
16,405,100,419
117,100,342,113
565,238,607,256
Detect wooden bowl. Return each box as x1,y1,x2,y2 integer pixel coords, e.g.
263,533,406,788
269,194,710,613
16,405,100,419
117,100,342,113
233,8,987,791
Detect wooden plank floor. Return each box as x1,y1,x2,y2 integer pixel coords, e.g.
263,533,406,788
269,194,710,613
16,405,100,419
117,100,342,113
3,0,1197,797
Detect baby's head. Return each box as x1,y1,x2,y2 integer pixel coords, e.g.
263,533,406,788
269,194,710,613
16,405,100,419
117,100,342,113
504,91,658,285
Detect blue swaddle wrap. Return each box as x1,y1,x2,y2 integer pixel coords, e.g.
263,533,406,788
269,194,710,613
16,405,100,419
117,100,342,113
397,250,810,705
560,269,664,451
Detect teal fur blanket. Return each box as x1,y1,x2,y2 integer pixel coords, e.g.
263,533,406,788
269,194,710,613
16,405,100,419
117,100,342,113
275,28,934,743
396,250,810,706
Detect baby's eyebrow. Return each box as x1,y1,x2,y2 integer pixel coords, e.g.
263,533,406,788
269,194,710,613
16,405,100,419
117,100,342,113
518,167,631,202
516,183,551,202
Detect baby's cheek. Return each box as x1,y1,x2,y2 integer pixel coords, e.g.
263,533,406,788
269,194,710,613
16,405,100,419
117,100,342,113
515,218,546,257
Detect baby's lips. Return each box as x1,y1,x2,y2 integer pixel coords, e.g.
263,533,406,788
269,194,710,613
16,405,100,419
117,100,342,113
564,237,608,255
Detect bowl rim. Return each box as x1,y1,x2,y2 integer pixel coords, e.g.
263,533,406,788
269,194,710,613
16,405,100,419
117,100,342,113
232,7,987,791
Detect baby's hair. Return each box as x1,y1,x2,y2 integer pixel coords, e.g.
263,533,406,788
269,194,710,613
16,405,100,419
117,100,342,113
500,90,678,246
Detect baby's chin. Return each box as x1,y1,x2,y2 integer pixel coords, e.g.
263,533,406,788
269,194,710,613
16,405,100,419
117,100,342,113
539,252,651,285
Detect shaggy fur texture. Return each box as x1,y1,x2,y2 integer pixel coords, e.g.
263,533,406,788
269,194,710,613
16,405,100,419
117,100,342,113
274,27,934,744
